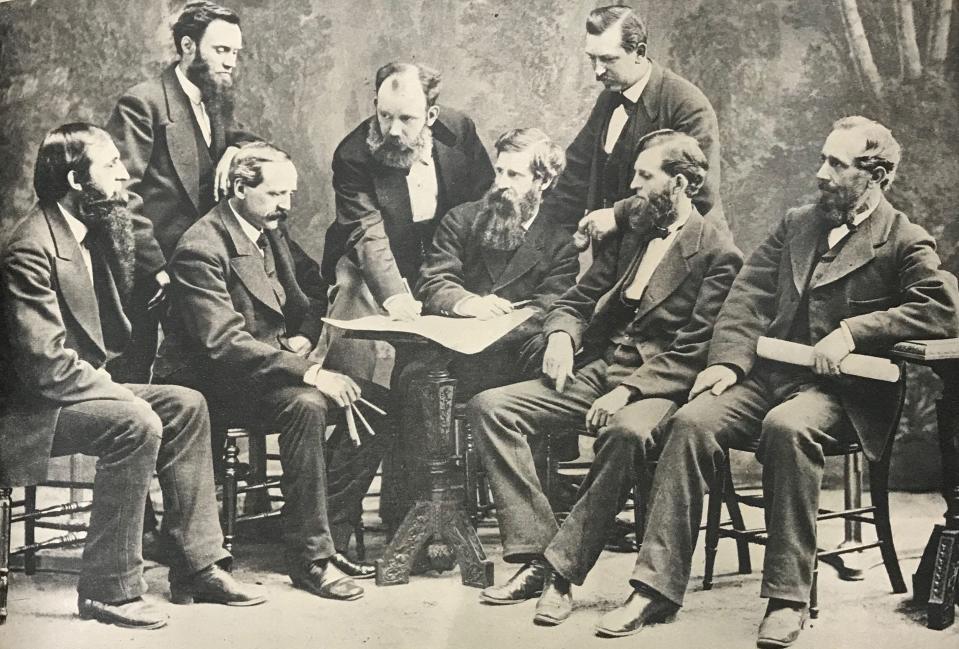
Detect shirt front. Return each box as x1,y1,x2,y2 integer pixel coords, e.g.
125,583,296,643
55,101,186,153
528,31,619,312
228,201,265,257
175,65,212,147
623,207,691,301
58,203,94,284
407,154,439,223
604,67,652,154
826,196,880,250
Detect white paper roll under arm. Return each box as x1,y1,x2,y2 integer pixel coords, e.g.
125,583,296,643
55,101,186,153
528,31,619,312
756,337,900,383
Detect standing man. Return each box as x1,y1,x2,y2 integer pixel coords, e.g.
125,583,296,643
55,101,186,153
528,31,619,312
545,5,724,245
382,128,579,529
156,142,381,601
316,61,494,382
106,1,256,382
470,131,741,626
595,117,959,647
0,124,264,630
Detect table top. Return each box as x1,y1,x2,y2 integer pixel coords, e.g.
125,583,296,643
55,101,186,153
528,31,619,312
891,339,959,362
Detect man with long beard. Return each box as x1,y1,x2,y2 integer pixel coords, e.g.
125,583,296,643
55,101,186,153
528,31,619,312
381,128,579,529
469,130,741,627
591,117,959,647
106,1,257,383
0,123,264,630
316,61,494,383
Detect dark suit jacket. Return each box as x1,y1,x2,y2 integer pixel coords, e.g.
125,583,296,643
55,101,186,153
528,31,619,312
155,201,328,390
708,199,959,460
544,208,742,401
321,108,494,303
0,203,135,485
415,199,579,368
542,61,723,230
106,64,257,275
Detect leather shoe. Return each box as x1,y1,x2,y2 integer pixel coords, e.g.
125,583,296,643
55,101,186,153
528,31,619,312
170,564,266,606
290,560,364,601
533,569,572,625
479,560,548,605
78,596,167,630
329,552,376,580
595,588,679,638
757,599,807,648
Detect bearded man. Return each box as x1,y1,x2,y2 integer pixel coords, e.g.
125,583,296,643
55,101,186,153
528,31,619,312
468,130,741,628
105,1,258,383
592,117,959,647
315,61,494,383
379,128,579,530
0,124,264,630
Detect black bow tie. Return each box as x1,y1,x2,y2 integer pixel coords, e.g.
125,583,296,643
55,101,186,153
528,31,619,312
613,93,639,114
256,232,269,250
648,225,670,240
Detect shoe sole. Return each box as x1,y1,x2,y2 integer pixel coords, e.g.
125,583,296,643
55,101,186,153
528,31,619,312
594,611,677,638
479,591,543,605
291,578,364,601
79,611,167,630
533,612,569,626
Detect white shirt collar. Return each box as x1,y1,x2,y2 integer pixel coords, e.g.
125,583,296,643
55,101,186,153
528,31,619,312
666,204,692,234
57,202,89,246
227,200,264,247
521,211,539,232
622,65,652,105
848,195,880,229
175,65,204,107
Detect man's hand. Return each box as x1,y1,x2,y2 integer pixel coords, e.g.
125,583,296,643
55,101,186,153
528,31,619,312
586,385,634,434
812,328,852,377
384,293,422,321
310,370,361,407
286,335,312,355
147,270,171,310
214,145,240,200
689,364,738,400
542,332,575,392
459,295,513,320
574,208,618,250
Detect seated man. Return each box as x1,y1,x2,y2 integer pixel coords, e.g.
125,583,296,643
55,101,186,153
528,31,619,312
0,123,263,631
596,117,959,647
382,127,579,529
155,142,382,600
469,130,742,626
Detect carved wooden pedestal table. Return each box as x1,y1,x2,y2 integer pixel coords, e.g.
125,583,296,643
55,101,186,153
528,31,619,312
891,339,959,630
348,330,494,588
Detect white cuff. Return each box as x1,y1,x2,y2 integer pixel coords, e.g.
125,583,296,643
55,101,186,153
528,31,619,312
839,321,856,352
452,295,479,316
303,364,323,386
382,293,405,309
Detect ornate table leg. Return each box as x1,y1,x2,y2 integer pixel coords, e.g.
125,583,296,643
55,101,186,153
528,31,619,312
1,487,12,625
376,356,493,588
912,362,959,630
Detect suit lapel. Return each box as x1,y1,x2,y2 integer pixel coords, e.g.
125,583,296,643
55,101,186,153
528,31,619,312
162,65,202,214
788,215,823,295
810,199,891,289
433,127,467,211
44,205,106,353
373,167,414,226
220,204,284,316
632,212,703,322
490,215,546,292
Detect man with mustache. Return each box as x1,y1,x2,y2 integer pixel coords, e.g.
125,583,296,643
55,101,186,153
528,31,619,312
105,1,257,384
0,123,264,630
316,61,494,383
542,5,724,249
381,128,579,529
593,117,959,647
155,142,384,601
468,130,741,627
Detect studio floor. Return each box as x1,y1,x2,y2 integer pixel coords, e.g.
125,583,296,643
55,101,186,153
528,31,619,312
2,490,958,649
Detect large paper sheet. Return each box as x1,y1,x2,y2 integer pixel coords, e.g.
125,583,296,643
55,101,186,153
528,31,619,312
756,336,900,382
322,308,534,355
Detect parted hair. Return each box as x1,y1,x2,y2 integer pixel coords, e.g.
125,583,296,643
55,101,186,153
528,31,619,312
637,129,709,198
586,5,648,53
172,1,240,55
33,122,113,202
494,128,566,185
228,141,293,193
831,116,901,189
374,62,442,108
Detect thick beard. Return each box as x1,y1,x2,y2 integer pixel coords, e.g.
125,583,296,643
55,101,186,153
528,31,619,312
187,52,236,129
365,116,433,169
478,186,541,251
623,188,679,234
77,183,136,303
816,180,866,228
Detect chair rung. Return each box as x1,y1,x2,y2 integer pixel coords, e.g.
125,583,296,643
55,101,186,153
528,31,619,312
36,481,95,490
235,510,282,524
32,521,88,532
236,480,282,494
12,500,93,523
817,541,882,559
12,532,87,555
815,506,874,522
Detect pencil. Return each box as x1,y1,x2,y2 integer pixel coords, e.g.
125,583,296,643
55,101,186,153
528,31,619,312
510,299,532,308
357,397,387,416
344,405,361,446
352,403,376,437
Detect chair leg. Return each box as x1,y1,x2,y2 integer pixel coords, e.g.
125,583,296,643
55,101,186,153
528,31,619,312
868,459,907,594
222,433,240,554
722,464,752,574
1,487,12,625
461,419,480,527
23,486,37,575
703,457,727,590
354,521,366,561
810,556,819,620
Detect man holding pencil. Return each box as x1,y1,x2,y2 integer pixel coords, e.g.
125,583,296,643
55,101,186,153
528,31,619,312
155,142,383,600
592,117,959,647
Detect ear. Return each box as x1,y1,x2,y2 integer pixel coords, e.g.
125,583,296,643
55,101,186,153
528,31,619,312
537,175,554,193
180,36,196,58
635,43,647,59
66,169,82,193
673,173,689,196
870,166,887,186
426,105,440,127
233,179,246,199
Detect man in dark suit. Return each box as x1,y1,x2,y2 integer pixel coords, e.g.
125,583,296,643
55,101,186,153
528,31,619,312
469,131,742,627
595,117,959,646
156,142,382,601
381,128,579,528
314,61,494,382
544,5,723,248
106,1,256,382
0,124,263,630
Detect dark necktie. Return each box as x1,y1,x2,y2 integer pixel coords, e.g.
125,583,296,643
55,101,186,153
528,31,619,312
257,231,286,306
612,93,639,115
